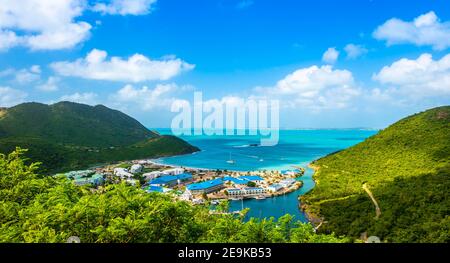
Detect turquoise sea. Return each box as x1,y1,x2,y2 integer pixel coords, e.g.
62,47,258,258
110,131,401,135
155,129,377,222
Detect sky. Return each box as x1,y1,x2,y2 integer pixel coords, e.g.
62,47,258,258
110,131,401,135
0,0,450,128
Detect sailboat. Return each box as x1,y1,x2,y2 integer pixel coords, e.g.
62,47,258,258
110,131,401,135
226,152,235,164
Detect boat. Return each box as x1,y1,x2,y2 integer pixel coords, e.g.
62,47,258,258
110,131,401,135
255,195,266,200
226,152,235,164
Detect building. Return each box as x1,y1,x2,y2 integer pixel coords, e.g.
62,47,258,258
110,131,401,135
222,176,248,185
113,168,133,178
239,175,264,182
186,178,224,194
65,170,95,179
145,185,171,193
73,173,104,186
143,171,165,181
149,173,193,187
130,164,143,174
267,184,283,192
243,187,266,195
226,187,266,196
279,178,296,188
163,168,185,175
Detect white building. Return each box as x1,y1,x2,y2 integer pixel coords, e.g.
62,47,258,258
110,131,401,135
113,168,133,178
279,178,296,188
143,171,165,181
163,168,184,175
267,184,283,192
180,191,193,201
130,164,143,174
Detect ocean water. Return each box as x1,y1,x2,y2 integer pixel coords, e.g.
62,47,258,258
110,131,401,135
155,129,377,221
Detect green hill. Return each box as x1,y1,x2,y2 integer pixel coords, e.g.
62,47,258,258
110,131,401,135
0,102,199,173
301,106,450,243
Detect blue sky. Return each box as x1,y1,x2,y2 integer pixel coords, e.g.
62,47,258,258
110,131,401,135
0,0,450,128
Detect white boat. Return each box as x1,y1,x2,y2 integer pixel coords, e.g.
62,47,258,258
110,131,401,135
226,152,235,164
255,195,266,200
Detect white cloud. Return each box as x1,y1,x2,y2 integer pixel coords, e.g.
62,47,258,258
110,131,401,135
0,30,20,51
256,65,360,110
0,0,92,51
60,92,98,105
0,86,27,107
372,53,450,100
92,0,157,15
373,11,450,50
344,44,368,59
322,47,339,64
15,65,41,84
111,83,179,110
51,49,195,82
36,77,60,92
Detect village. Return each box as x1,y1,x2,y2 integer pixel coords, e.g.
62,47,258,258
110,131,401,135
61,159,305,205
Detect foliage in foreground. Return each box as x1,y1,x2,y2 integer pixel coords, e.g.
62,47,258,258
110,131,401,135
0,148,348,243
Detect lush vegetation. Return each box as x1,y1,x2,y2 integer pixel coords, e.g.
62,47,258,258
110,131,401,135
301,106,450,243
0,148,348,243
0,102,199,173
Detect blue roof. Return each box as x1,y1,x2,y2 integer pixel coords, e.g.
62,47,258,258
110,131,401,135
149,173,192,185
146,185,164,193
187,178,223,191
222,176,248,184
239,175,264,181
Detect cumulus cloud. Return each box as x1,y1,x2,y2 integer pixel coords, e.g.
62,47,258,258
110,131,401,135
0,0,92,51
373,11,450,50
0,86,27,107
36,77,60,92
256,65,360,110
322,47,339,64
60,92,98,105
15,65,41,84
51,49,194,82
110,83,181,110
344,44,368,59
372,53,450,100
92,0,157,15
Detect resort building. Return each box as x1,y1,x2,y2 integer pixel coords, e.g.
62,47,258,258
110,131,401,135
163,168,185,175
113,168,133,178
186,178,224,194
73,173,105,186
65,170,95,179
149,173,193,187
279,178,296,187
143,171,165,181
267,184,283,192
239,175,264,182
226,187,266,196
222,176,248,185
243,187,266,195
130,164,143,174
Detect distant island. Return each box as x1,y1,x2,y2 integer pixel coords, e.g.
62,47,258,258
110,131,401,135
0,101,199,173
301,106,450,243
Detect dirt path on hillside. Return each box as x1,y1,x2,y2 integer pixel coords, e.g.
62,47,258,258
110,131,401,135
362,183,381,219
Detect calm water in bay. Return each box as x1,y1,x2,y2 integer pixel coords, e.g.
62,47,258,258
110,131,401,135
155,129,377,222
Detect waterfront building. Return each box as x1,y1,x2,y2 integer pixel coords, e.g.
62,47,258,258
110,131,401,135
280,169,300,176
149,173,193,187
186,178,224,194
243,187,266,195
267,183,283,192
279,178,296,187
